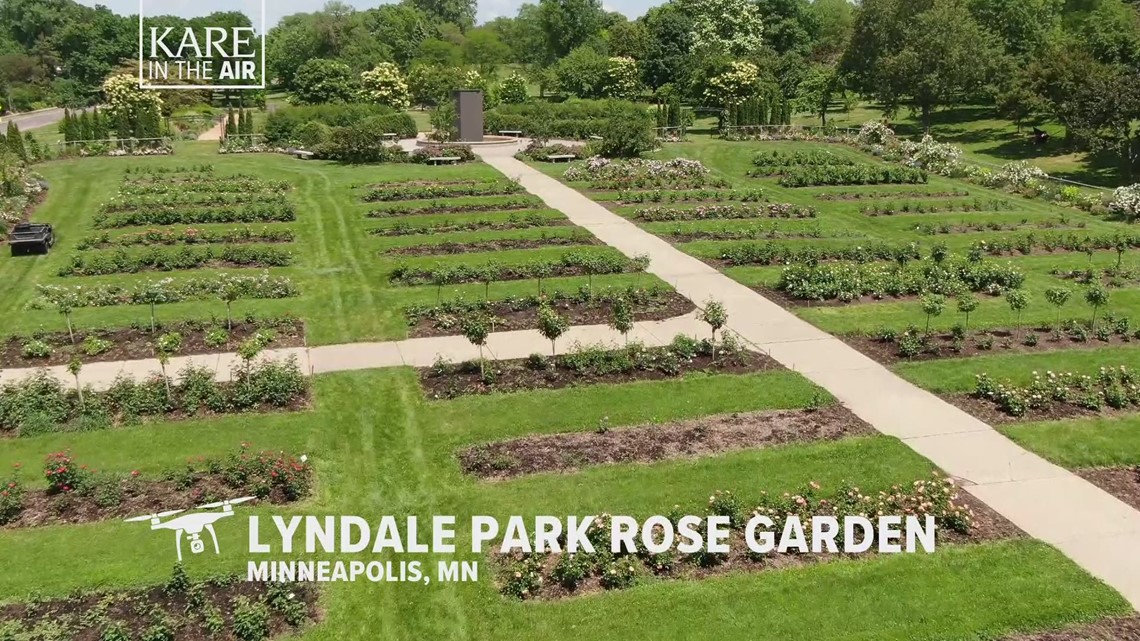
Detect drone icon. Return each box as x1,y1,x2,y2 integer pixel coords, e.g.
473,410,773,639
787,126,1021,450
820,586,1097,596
125,497,256,562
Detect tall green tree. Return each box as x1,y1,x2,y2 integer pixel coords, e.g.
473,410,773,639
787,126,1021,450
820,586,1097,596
409,0,477,31
539,0,605,61
968,0,1063,57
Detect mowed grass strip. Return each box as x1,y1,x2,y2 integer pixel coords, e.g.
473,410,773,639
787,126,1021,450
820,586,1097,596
1003,414,1140,468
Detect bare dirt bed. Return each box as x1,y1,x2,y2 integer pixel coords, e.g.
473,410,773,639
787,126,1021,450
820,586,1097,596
383,236,598,256
995,616,1140,640
1,319,305,368
460,405,874,480
408,292,694,338
420,350,779,399
1078,467,1140,511
944,394,1139,425
0,580,318,641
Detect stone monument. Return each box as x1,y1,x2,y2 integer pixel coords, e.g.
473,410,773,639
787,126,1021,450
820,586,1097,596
455,90,484,143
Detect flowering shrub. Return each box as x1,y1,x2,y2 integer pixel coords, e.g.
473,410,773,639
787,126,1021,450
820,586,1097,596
359,63,410,110
220,443,312,501
974,366,1140,417
616,188,765,204
498,73,528,104
516,141,586,161
1109,184,1140,221
78,226,294,250
0,467,26,524
898,135,964,176
776,164,927,187
409,144,476,164
750,149,854,169
59,245,293,276
856,121,896,146
604,57,640,100
30,272,299,310
634,203,816,222
390,250,644,286
777,255,1025,302
43,450,87,493
981,161,1049,190
705,61,760,107
564,157,726,189
363,180,519,202
0,164,46,233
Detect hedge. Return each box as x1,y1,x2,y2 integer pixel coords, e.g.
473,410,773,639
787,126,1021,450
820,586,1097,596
264,104,417,145
485,100,651,140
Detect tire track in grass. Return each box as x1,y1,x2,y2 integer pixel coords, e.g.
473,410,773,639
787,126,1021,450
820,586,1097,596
319,171,378,341
299,170,350,339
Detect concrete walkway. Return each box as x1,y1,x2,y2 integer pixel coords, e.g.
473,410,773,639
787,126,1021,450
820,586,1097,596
476,145,1140,608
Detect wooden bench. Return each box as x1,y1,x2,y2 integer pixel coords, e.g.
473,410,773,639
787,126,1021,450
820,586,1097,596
499,130,523,138
545,154,577,163
427,156,460,165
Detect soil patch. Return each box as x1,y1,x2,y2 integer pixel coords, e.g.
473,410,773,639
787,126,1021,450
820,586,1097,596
494,492,1020,601
460,405,874,480
420,349,778,399
383,236,597,257
995,616,1140,641
408,292,694,338
0,578,318,641
941,394,1140,425
2,319,305,368
1078,467,1140,511
844,327,1136,365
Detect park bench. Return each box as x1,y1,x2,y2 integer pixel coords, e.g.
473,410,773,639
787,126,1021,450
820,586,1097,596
427,156,460,165
286,148,314,160
545,154,577,163
381,133,398,142
9,222,54,256
499,130,523,138
588,135,603,141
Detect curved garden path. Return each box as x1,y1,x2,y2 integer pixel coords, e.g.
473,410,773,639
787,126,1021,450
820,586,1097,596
2,142,1137,607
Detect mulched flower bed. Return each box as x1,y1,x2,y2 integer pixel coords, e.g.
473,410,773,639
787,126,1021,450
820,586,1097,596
843,324,1139,365
492,482,1021,601
1078,467,1140,511
753,285,923,309
0,571,317,641
366,198,543,218
994,616,1140,641
460,405,874,480
407,290,694,338
382,235,598,257
370,217,569,237
420,339,777,399
1,318,305,368
812,189,970,201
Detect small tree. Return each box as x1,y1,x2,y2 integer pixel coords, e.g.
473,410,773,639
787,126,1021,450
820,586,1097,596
49,288,80,344
537,305,569,356
1005,289,1030,338
609,297,634,344
1085,284,1109,328
218,275,244,330
630,254,651,287
137,280,171,333
461,313,491,376
479,262,500,300
154,332,183,396
698,299,728,358
430,267,452,303
67,356,84,410
1113,234,1130,269
1045,287,1071,328
956,293,979,332
534,261,555,295
919,294,945,335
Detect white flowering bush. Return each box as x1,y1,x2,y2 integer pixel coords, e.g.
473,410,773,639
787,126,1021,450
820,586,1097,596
564,157,712,182
604,57,640,100
28,272,299,309
974,366,1140,416
898,135,964,176
683,0,765,58
360,63,410,110
705,61,760,107
498,72,528,104
985,161,1049,190
1109,184,1140,220
0,164,45,229
855,121,896,146
101,74,163,127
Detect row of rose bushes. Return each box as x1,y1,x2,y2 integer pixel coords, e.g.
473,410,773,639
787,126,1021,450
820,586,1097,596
370,213,559,237
776,256,1025,301
60,245,294,276
123,164,214,175
613,188,766,204
0,356,307,436
404,285,674,328
915,218,1086,236
715,230,1140,267
772,164,928,188
751,149,855,167
973,365,1140,417
0,444,311,527
814,189,970,201
98,191,290,213
29,272,299,309
366,197,542,218
362,180,523,203
564,157,730,190
119,175,290,195
633,203,818,222
93,203,296,228
515,141,585,162
496,474,973,599
390,252,650,287
78,226,295,249
860,198,1016,215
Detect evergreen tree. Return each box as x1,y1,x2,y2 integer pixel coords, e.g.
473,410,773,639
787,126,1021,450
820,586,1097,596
79,111,93,141
92,107,107,140
226,108,237,136
24,132,40,162
7,121,27,162
668,95,682,128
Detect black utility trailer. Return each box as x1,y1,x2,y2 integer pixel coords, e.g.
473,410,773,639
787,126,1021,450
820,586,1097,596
9,223,55,256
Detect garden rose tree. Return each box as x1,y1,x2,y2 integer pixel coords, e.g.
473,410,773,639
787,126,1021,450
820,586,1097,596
360,63,411,110
101,74,164,140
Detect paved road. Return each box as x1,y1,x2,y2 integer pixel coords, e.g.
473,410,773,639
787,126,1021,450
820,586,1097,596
2,108,69,131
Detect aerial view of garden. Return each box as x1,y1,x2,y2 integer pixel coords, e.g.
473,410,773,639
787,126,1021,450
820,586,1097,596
0,0,1139,639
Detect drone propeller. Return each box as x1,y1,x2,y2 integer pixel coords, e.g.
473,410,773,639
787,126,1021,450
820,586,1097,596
195,496,257,510
124,509,184,523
